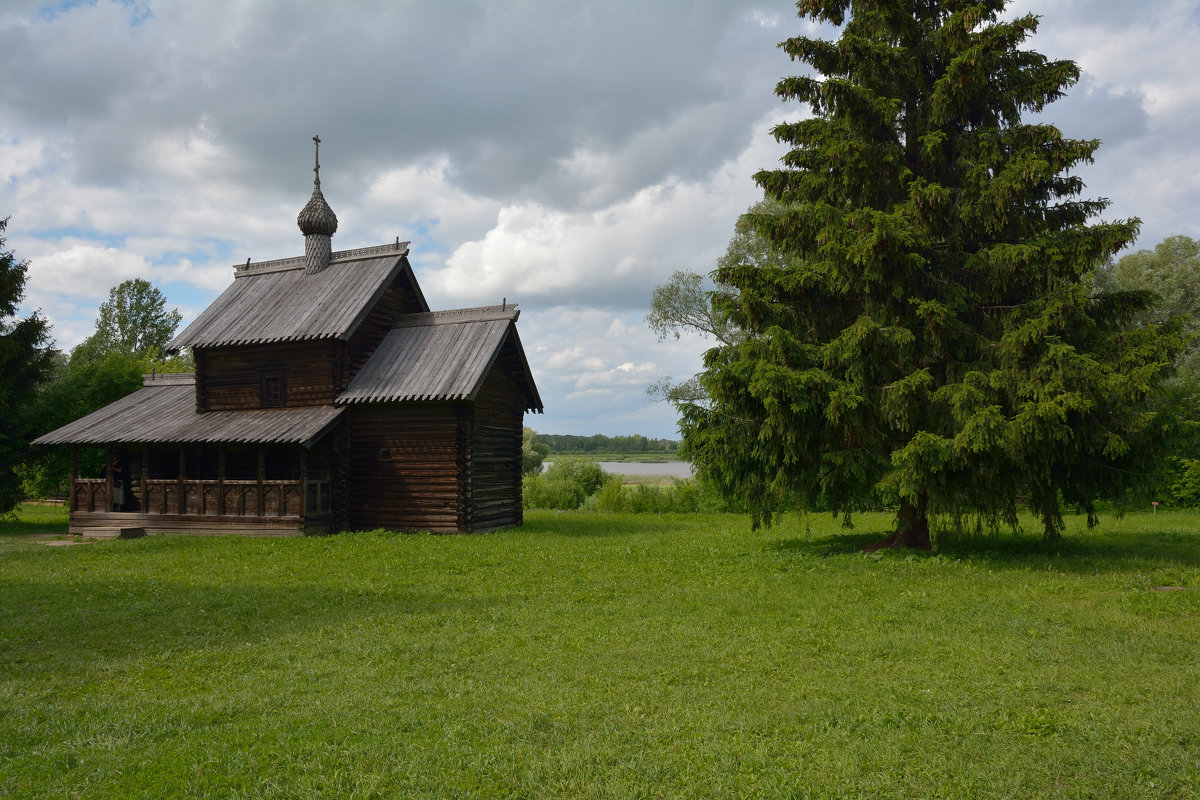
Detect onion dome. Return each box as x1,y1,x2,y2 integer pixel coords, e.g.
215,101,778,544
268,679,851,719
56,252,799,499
297,184,338,236
299,135,337,274
297,135,338,236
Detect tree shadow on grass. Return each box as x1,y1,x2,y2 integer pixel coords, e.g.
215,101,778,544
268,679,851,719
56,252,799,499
0,572,499,672
766,530,894,558
519,511,706,538
766,520,1200,576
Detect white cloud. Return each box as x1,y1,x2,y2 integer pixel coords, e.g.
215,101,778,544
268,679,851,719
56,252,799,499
26,243,150,298
575,361,661,391
0,135,45,183
428,109,789,311
363,158,498,237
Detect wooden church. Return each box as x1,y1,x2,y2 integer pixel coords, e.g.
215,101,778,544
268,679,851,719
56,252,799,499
35,140,542,536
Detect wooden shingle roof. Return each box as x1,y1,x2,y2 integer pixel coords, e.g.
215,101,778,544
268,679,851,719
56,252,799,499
337,306,543,412
32,375,343,447
167,243,426,350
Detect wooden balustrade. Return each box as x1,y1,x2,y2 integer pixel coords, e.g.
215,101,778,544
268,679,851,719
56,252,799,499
72,478,108,513
73,477,324,518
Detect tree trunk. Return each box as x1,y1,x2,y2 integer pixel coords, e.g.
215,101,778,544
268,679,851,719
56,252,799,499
863,494,931,551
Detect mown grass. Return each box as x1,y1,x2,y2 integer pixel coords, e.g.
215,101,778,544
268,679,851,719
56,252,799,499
1,505,1199,798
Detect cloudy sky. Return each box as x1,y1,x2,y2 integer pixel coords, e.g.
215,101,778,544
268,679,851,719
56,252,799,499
2,0,1198,439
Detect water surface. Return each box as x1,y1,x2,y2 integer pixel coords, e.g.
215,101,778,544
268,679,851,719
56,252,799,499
544,460,694,479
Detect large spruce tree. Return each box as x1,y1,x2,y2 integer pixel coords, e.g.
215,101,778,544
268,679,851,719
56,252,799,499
0,217,55,512
681,0,1190,546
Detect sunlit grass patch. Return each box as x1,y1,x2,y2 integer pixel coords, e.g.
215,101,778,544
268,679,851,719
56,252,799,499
0,502,69,546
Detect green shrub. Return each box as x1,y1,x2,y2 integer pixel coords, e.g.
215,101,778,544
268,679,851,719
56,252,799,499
590,477,627,512
526,467,754,514
1171,458,1200,507
585,478,745,514
522,458,614,510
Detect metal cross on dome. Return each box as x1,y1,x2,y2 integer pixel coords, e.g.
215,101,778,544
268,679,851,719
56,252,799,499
313,134,321,185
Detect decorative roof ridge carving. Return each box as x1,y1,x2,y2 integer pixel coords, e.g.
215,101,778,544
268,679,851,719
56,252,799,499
392,304,520,328
142,372,197,387
234,241,412,278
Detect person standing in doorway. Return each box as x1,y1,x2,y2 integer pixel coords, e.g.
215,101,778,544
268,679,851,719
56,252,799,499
111,457,125,512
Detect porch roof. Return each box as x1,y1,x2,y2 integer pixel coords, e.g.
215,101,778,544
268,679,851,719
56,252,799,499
33,376,343,448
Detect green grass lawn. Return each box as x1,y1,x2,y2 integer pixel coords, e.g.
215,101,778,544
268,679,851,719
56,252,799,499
2,504,1198,799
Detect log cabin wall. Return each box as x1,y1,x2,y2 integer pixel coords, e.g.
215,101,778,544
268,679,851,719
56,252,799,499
196,342,338,411
467,358,525,531
348,402,464,533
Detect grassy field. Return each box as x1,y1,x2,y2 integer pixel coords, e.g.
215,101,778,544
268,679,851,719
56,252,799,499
1,504,1198,798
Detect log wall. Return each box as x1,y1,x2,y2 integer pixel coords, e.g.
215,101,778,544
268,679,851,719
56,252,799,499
348,402,464,533
196,342,337,411
344,359,526,532
467,356,525,531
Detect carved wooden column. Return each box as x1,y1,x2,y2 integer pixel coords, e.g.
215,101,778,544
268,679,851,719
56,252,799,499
257,447,265,517
106,448,114,514
218,448,226,516
70,446,78,513
141,446,149,513
300,448,309,522
178,448,186,515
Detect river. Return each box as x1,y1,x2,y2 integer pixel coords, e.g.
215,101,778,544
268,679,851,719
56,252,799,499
543,460,694,479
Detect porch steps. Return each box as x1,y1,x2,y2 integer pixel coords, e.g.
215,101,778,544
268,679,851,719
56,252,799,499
81,527,146,541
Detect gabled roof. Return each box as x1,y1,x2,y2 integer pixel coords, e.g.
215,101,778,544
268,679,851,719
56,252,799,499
167,242,427,350
337,306,543,412
32,375,343,448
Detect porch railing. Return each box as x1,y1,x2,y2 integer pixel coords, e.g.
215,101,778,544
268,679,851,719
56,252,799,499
72,478,329,518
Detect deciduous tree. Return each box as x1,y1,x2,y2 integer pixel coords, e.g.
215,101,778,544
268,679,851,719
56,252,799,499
681,1,1190,546
1095,235,1200,382
646,201,799,405
18,278,191,500
73,278,182,362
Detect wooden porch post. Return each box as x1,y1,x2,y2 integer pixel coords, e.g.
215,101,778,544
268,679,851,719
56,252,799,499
178,448,186,515
141,446,149,513
198,447,206,516
106,448,114,513
257,447,265,517
218,447,226,516
70,446,78,513
300,448,309,521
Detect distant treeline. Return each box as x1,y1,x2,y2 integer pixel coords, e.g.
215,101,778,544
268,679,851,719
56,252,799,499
534,433,680,455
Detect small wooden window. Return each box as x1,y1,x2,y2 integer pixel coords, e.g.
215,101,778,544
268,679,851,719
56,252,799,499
260,369,287,407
